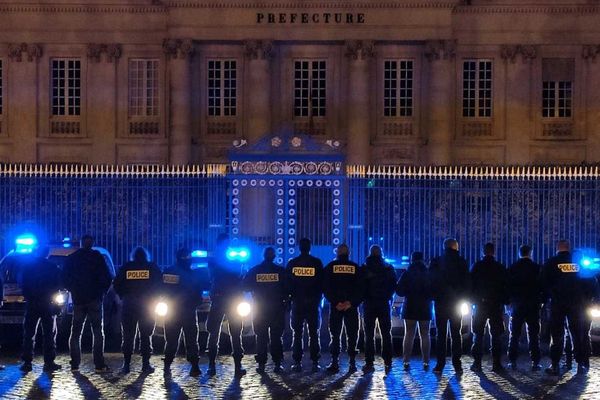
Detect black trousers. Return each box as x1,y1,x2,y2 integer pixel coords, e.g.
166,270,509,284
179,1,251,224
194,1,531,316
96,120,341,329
363,301,393,365
508,304,540,363
471,302,505,364
253,306,285,365
434,302,463,367
291,302,321,363
22,303,56,364
328,305,359,360
550,303,583,366
121,300,155,361
70,300,105,368
164,306,199,364
206,296,244,362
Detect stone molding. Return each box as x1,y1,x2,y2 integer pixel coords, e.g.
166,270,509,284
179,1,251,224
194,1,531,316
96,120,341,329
582,45,600,62
344,40,376,60
7,43,43,62
162,39,195,60
87,43,122,63
424,40,456,62
243,40,274,60
453,5,600,14
500,45,538,64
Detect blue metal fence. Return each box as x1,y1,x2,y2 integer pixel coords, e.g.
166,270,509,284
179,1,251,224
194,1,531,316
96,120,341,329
347,165,600,267
0,164,227,268
1,163,600,270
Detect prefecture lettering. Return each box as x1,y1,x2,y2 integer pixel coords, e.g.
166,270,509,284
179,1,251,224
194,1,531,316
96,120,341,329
256,273,280,282
257,12,365,24
333,265,356,274
126,270,150,280
558,263,580,273
293,267,315,277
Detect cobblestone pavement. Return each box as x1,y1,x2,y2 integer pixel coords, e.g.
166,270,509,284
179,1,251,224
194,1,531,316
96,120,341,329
0,352,599,399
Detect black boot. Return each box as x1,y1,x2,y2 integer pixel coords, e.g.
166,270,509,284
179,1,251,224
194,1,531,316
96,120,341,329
470,360,482,373
43,362,62,372
326,357,339,373
291,362,302,372
163,360,172,376
273,362,284,374
348,358,357,373
206,360,216,376
362,362,375,374
311,361,321,373
142,357,155,374
20,362,32,372
234,359,246,377
190,363,201,377
545,364,560,376
121,355,131,374
256,363,266,374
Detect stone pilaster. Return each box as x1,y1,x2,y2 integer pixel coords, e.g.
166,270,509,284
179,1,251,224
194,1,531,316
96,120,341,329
345,40,375,165
7,43,43,163
164,39,194,165
244,39,274,142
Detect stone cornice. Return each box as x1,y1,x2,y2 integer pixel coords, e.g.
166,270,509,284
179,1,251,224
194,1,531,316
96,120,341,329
0,5,167,13
167,1,457,9
454,5,600,14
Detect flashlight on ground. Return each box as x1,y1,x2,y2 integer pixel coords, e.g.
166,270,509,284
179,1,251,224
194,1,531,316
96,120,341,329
53,292,66,306
155,302,168,317
236,301,251,318
588,307,600,319
459,302,470,317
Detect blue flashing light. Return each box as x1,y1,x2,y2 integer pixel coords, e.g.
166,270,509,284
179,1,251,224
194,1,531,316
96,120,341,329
15,234,37,253
202,290,210,297
401,256,410,261
368,237,373,242
226,247,251,262
384,258,396,264
582,258,592,267
191,250,208,258
62,237,72,248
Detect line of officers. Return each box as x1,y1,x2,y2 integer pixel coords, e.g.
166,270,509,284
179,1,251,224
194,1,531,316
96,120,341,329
5,234,599,379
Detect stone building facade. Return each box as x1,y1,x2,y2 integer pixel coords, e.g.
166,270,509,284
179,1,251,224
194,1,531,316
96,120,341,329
0,0,600,166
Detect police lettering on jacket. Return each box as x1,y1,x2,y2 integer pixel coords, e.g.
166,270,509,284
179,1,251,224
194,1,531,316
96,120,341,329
243,261,287,307
292,267,315,277
323,257,363,307
126,270,150,280
162,263,209,307
113,261,162,300
285,253,324,303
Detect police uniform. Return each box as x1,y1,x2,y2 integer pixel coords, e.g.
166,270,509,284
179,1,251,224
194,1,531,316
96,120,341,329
285,252,324,367
507,257,542,366
20,256,63,370
541,251,586,371
323,255,362,368
362,255,397,369
470,255,508,369
243,259,287,369
429,248,470,372
206,249,245,373
113,260,162,369
162,259,208,375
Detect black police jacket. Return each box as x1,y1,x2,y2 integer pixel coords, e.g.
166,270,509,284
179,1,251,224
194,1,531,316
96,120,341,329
362,255,396,304
541,251,584,307
396,260,433,320
243,261,287,310
113,261,162,302
470,255,508,305
323,256,363,308
162,263,210,308
20,257,63,304
429,249,470,304
507,258,542,307
208,257,244,299
63,248,112,305
285,252,324,306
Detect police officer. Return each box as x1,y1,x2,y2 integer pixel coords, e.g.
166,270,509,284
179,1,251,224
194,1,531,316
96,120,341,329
19,246,63,372
429,238,470,374
206,234,246,377
286,238,324,373
113,247,162,374
63,235,113,372
362,245,397,374
162,247,208,377
323,244,362,373
470,243,508,373
577,255,600,373
507,244,543,371
541,240,586,376
243,247,287,374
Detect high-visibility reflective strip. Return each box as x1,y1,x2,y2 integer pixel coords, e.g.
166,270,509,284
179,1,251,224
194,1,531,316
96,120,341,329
163,274,180,284
292,267,315,277
558,263,579,273
126,270,150,280
256,273,279,282
333,265,355,274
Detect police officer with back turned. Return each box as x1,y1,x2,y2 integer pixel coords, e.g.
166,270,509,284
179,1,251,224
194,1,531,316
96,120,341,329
470,242,508,373
162,247,208,377
507,244,543,371
19,246,63,372
286,238,324,372
243,247,287,374
429,238,470,374
323,244,363,373
113,246,162,374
